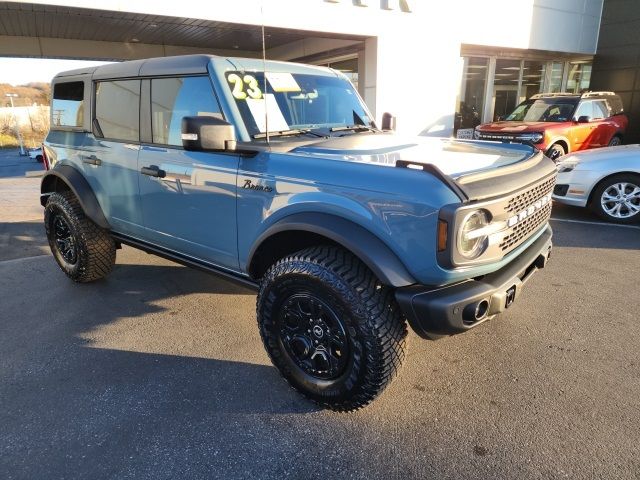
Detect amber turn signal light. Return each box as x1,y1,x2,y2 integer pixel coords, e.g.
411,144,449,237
437,219,448,252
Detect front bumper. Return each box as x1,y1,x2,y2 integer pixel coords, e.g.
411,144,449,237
396,226,552,339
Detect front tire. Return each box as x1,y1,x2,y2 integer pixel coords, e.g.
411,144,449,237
546,143,566,161
257,246,408,411
590,174,640,224
44,191,116,282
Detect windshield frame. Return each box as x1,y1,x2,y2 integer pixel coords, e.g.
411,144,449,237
209,59,375,142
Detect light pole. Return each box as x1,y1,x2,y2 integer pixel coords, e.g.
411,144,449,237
5,93,25,156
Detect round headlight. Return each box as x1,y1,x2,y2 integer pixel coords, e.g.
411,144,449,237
458,209,491,259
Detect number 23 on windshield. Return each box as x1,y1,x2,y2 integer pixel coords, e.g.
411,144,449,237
227,73,262,100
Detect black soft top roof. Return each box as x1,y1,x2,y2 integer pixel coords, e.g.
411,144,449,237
53,54,214,80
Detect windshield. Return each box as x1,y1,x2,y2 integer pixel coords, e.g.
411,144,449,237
505,99,577,122
223,71,373,136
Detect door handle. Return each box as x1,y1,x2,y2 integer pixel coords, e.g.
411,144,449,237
82,155,102,166
140,165,166,178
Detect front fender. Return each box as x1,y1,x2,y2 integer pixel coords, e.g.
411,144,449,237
40,164,110,229
247,212,417,287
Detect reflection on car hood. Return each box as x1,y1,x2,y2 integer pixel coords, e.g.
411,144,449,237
288,134,535,177
564,144,640,164
478,121,565,131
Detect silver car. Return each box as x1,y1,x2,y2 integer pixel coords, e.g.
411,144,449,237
553,145,640,223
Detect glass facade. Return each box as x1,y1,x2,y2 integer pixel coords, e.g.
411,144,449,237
456,55,592,135
454,57,487,135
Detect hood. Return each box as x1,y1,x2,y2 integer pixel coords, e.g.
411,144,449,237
286,133,535,178
478,121,564,132
562,144,640,164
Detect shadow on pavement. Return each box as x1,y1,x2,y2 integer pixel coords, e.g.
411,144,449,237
1,257,321,478
550,218,640,250
0,221,49,261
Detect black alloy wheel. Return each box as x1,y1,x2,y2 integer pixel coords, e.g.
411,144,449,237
52,214,78,265
277,293,350,380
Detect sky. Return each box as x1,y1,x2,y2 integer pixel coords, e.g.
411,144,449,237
0,58,113,86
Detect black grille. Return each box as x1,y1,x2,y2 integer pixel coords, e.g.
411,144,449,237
505,176,556,214
499,203,552,251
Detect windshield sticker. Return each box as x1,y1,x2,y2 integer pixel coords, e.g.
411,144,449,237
265,72,301,92
246,94,289,132
227,73,263,100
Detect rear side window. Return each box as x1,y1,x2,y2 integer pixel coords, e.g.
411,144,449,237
150,76,222,146
592,100,609,119
606,96,624,116
574,101,593,120
52,81,84,128
95,80,140,142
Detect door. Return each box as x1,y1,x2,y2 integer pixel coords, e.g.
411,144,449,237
138,76,239,270
84,79,144,237
570,101,596,151
493,86,519,121
590,99,614,147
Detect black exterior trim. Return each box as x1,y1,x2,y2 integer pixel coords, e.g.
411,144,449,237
395,160,469,201
40,164,110,229
396,226,552,339
111,233,258,290
247,212,416,287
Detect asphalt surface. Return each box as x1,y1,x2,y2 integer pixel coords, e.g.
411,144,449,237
1,150,639,479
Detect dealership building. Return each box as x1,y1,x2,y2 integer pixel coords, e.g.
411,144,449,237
1,0,638,141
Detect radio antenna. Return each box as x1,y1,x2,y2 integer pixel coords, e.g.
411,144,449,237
260,4,269,144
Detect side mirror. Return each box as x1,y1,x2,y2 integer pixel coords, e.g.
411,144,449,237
576,115,591,123
182,116,236,152
381,112,396,131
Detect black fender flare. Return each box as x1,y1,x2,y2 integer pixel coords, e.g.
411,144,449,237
40,164,110,229
248,212,416,287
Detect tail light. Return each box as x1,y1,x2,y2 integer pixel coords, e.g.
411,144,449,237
42,144,50,170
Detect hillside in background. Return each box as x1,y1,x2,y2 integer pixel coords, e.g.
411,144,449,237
0,83,50,107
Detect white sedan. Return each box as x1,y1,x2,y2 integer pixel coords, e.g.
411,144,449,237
553,145,640,224
28,147,43,162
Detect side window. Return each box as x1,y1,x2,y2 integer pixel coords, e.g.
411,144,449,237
52,81,84,128
592,100,610,119
151,76,222,146
95,80,140,142
574,101,593,120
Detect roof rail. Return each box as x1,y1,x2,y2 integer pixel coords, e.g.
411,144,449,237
581,91,616,97
530,93,578,99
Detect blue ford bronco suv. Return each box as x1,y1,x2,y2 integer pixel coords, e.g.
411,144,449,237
42,55,555,411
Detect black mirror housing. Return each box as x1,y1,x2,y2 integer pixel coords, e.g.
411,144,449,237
182,116,236,152
381,112,397,131
577,115,591,123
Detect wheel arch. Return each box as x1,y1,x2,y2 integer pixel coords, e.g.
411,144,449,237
546,137,570,154
587,171,640,206
40,165,110,229
247,212,416,287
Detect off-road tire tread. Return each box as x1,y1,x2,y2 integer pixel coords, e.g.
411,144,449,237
257,245,407,412
44,191,116,282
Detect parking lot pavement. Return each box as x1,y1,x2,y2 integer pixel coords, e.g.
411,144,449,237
1,151,639,479
0,150,48,261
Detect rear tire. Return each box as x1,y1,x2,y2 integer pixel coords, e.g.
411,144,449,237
546,143,566,161
608,135,622,147
257,245,408,411
590,173,640,224
44,191,116,282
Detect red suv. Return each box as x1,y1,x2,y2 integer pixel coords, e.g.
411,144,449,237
474,92,628,160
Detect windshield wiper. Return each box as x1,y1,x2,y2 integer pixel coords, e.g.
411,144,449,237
329,125,378,133
253,128,326,139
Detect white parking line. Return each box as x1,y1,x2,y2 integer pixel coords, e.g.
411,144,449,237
550,217,640,230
